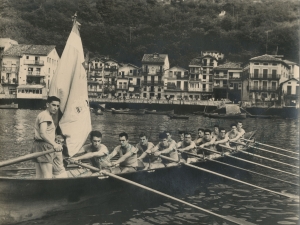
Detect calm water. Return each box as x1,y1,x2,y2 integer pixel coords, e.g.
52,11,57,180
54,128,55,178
0,109,299,225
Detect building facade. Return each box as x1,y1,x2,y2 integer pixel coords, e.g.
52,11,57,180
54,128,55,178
279,78,299,107
141,53,169,99
1,44,59,99
243,54,290,102
213,62,242,101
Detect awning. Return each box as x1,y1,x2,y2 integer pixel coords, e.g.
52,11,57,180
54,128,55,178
17,85,44,89
129,87,134,92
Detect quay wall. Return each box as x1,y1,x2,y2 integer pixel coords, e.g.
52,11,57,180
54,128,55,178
0,98,298,118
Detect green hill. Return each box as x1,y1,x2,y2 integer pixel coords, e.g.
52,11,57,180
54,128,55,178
0,0,299,67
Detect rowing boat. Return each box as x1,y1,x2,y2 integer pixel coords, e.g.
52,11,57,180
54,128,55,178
0,148,247,224
0,103,18,109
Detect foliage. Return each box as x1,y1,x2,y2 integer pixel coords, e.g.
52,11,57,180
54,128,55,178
0,0,299,67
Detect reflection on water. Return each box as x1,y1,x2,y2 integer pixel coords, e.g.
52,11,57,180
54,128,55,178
0,109,299,225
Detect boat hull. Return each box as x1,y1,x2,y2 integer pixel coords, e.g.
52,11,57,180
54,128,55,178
0,104,18,109
145,110,174,115
112,109,145,115
204,113,247,119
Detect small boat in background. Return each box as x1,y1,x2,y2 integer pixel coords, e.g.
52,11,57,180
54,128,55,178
168,114,189,119
112,109,145,115
0,103,18,109
145,109,174,115
204,104,246,119
95,109,103,115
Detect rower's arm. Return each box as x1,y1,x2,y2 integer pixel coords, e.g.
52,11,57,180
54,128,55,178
160,143,176,154
178,142,196,151
200,137,216,147
215,136,229,145
230,133,243,142
114,147,137,165
138,143,154,160
107,147,118,160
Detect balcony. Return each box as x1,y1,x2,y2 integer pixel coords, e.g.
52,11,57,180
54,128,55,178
249,86,278,91
87,79,101,84
142,81,164,86
214,75,228,79
2,66,18,72
1,78,18,85
202,88,213,92
176,74,189,80
189,77,201,82
24,60,44,66
229,76,241,80
116,85,128,90
214,84,228,89
27,72,45,77
250,73,280,80
104,67,118,72
90,66,103,71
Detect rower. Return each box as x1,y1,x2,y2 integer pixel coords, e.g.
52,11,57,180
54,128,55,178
107,132,139,173
72,131,110,171
177,132,197,163
198,129,216,159
152,132,179,167
237,121,246,140
212,124,219,139
165,131,177,146
226,123,243,148
176,130,185,147
137,133,164,169
213,127,229,153
194,128,204,146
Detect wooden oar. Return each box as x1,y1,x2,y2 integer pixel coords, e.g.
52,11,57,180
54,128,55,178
0,150,55,168
67,159,246,225
159,155,299,200
241,138,299,155
230,142,299,169
232,141,299,160
219,144,299,177
178,150,299,186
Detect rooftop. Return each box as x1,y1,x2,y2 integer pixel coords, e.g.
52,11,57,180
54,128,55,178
3,44,56,57
142,53,168,64
215,62,242,70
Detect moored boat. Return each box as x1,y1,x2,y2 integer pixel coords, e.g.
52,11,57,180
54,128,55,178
112,109,145,115
145,109,174,115
168,114,189,119
204,104,247,119
0,103,18,109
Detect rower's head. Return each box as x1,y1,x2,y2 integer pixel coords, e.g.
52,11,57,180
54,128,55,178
219,128,226,137
159,132,169,146
46,96,60,115
237,121,243,129
164,131,172,141
213,124,219,133
184,132,192,143
139,132,148,146
230,123,237,132
119,132,129,147
198,128,204,138
90,131,102,148
203,129,212,140
178,131,185,141
55,135,65,145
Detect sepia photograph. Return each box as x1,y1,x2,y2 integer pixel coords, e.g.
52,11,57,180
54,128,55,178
0,0,299,224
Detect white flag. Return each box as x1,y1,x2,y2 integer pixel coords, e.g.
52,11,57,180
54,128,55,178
49,22,91,157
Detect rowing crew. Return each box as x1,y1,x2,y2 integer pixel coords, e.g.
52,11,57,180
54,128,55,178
31,96,245,178
71,122,246,175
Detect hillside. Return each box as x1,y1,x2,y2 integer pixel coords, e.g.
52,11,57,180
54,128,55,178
0,0,299,67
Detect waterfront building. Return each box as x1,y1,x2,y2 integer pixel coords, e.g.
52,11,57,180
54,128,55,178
164,66,189,100
188,55,216,100
242,54,290,103
279,78,299,107
87,57,105,98
117,63,141,98
1,44,59,99
141,53,169,99
213,62,242,101
283,59,299,80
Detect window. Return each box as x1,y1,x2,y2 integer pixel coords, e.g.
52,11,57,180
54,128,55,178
26,56,29,59
130,70,132,73
254,63,259,65
287,86,292,95
272,70,277,78
203,75,206,79
254,69,259,78
263,69,268,78
263,63,268,66
272,63,277,66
